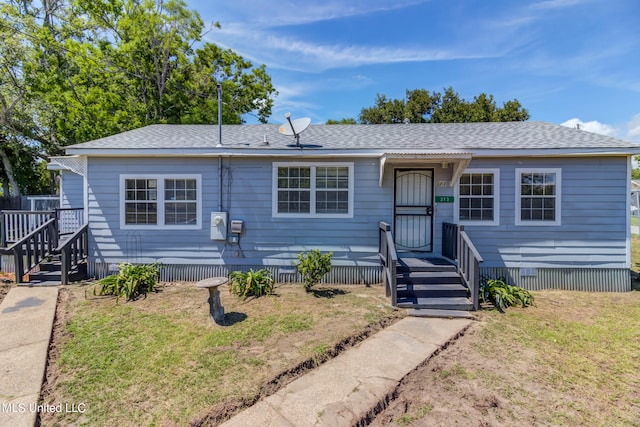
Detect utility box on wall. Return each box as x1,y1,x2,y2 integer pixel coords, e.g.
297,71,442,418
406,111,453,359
210,212,227,240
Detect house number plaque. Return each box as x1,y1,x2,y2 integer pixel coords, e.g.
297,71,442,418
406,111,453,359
435,196,454,203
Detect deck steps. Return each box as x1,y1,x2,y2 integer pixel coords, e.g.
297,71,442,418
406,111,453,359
21,259,87,287
396,257,473,312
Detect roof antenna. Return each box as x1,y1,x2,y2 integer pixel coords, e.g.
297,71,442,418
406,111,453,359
279,113,311,148
216,83,223,147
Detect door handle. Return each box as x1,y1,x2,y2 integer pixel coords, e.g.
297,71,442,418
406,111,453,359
427,206,433,216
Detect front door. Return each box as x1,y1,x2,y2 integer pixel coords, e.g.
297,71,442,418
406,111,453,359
394,169,434,252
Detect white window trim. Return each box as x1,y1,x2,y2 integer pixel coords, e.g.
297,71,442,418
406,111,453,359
515,168,561,226
454,168,500,226
272,162,354,218
120,174,202,230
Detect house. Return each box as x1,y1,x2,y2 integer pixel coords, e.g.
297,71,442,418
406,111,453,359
48,121,639,296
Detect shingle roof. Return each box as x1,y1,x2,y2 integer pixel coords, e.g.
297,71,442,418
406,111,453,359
65,121,639,152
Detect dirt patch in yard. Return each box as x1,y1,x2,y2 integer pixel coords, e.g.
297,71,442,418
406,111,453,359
0,281,14,305
366,290,640,427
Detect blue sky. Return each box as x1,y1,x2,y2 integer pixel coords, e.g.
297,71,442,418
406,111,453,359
190,0,640,142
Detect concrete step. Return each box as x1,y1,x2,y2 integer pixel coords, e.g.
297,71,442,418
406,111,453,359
397,271,462,285
407,308,475,319
397,283,469,298
397,296,473,311
18,280,61,287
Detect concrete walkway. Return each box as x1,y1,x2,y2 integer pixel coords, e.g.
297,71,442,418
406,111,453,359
0,287,471,427
0,286,59,427
221,316,472,427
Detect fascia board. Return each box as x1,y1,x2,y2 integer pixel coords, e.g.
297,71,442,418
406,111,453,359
65,147,640,157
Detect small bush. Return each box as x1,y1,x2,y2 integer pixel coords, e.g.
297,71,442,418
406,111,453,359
93,263,161,301
229,268,274,299
295,249,333,292
480,277,534,312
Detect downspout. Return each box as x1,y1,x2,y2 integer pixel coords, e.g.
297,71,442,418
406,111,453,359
217,83,223,211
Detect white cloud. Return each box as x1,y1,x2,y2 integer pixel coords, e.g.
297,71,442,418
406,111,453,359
210,25,497,72
560,118,617,136
212,0,429,27
530,0,584,10
626,113,640,139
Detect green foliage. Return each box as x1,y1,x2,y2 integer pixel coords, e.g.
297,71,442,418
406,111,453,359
358,87,529,124
93,263,161,301
326,117,357,124
228,268,274,299
295,249,333,292
480,277,535,312
0,0,277,192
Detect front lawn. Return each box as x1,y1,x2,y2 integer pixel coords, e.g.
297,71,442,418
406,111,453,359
40,282,399,426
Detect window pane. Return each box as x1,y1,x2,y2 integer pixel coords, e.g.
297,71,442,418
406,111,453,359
519,172,558,222
165,202,197,225
124,179,158,224
459,173,495,222
277,165,349,215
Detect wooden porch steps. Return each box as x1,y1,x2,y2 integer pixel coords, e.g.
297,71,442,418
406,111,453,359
20,258,87,287
396,257,473,311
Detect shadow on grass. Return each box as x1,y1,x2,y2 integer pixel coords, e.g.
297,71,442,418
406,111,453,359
223,312,248,326
309,288,350,299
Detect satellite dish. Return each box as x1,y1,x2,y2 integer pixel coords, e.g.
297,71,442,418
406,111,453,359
278,113,311,147
279,117,311,136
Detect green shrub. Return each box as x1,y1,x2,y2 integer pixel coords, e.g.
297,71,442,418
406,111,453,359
480,277,534,312
93,263,161,301
294,249,333,292
228,268,274,299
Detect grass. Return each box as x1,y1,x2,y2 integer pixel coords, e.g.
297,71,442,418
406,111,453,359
41,282,399,426
395,404,434,426
440,291,640,426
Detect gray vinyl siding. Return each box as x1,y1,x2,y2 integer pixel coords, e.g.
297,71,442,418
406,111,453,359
461,156,629,269
86,157,391,270
60,170,84,209
84,155,630,285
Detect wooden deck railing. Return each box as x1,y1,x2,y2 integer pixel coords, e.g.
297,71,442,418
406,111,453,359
0,208,87,284
56,224,89,285
443,222,483,310
378,221,398,306
0,208,84,246
0,210,53,247
56,208,84,236
3,218,58,283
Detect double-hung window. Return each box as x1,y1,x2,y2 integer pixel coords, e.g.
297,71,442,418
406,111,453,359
273,163,353,218
515,168,561,226
456,169,499,226
121,175,201,229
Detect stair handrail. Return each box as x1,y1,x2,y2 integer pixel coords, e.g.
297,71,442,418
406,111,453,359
1,217,58,283
378,221,398,306
55,224,89,285
458,227,483,310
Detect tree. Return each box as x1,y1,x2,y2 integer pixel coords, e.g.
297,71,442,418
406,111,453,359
326,118,357,124
0,0,277,194
358,87,529,124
